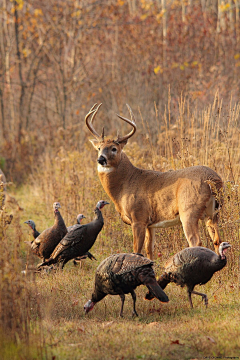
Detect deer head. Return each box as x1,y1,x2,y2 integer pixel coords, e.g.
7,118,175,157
85,104,136,172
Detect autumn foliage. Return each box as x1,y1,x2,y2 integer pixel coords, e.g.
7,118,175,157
0,0,240,181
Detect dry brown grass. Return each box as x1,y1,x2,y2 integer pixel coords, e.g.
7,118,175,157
1,96,240,359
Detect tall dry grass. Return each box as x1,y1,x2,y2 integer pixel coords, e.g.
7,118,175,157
1,95,240,359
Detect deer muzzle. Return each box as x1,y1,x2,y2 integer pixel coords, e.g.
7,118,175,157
97,155,107,166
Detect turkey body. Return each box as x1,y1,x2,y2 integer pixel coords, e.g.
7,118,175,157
84,253,169,317
37,200,108,269
31,202,67,261
145,242,231,308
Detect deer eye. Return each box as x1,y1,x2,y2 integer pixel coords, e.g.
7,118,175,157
98,147,100,151
112,147,117,152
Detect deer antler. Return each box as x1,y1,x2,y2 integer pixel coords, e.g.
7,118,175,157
85,103,103,140
116,104,137,143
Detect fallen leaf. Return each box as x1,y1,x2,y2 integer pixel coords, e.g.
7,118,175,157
72,299,79,306
206,336,216,343
149,308,161,313
171,340,184,346
147,322,159,327
102,321,114,329
77,326,85,332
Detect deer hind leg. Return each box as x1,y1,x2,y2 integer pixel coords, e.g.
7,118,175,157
145,227,156,260
180,213,202,247
131,222,146,256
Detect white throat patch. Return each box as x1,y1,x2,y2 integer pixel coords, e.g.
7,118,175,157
98,164,114,173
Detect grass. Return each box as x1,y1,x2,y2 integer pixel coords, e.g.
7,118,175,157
1,96,240,359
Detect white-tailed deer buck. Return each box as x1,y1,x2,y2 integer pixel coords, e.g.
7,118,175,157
85,104,223,259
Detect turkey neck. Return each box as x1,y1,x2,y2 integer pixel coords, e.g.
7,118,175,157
33,228,40,239
53,210,67,231
91,287,106,304
211,254,227,270
91,207,104,231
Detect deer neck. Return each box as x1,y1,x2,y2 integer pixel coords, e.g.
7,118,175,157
98,152,135,203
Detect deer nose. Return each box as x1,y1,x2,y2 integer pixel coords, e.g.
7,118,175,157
97,155,107,165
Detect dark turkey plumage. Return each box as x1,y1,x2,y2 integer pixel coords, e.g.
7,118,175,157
145,242,231,308
31,202,67,261
37,200,109,269
67,213,96,265
84,253,169,317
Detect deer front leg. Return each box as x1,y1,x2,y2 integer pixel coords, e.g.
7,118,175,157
180,213,202,247
131,222,146,255
205,217,221,254
145,227,156,260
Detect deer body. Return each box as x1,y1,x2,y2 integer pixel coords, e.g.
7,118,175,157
86,104,223,259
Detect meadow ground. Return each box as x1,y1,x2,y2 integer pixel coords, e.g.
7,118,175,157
1,97,240,359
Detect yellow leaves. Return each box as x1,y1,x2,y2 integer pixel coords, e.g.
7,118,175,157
156,10,165,23
16,0,24,11
117,0,125,6
170,61,200,71
10,0,23,11
191,61,198,67
140,13,148,21
154,65,163,74
141,0,154,11
34,8,43,17
98,87,102,93
22,48,31,57
72,10,81,18
234,54,240,66
220,3,230,12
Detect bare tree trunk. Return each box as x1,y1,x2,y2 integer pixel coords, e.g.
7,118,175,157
228,0,234,32
14,1,25,142
127,0,136,15
2,0,15,139
217,0,226,32
236,0,240,43
0,6,5,141
182,0,186,22
162,0,167,86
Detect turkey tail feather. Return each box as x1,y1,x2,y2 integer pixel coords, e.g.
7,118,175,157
146,281,169,303
37,258,54,269
145,273,170,301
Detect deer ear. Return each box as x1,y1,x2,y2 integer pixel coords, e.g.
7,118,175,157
118,138,128,147
89,139,100,150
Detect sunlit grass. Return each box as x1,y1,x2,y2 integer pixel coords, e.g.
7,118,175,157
1,96,240,359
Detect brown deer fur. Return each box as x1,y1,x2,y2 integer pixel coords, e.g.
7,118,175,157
86,104,223,259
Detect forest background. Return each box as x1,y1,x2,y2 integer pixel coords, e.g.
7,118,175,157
0,1,240,359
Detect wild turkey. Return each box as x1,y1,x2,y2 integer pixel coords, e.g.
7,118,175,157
24,214,94,264
67,213,85,232
68,213,97,265
145,242,231,308
37,200,109,269
24,219,40,239
84,253,169,317
31,202,67,261
24,214,84,241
